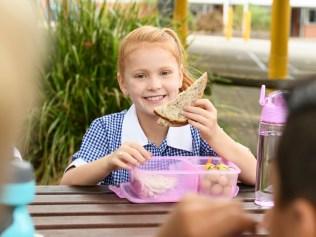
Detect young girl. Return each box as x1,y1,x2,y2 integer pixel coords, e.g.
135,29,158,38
60,26,256,186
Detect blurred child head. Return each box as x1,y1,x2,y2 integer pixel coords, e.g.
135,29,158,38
117,26,193,120
269,79,316,237
0,1,45,184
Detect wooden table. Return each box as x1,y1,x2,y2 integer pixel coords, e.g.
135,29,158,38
31,185,268,237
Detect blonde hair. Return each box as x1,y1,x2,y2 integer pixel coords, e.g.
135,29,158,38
118,26,193,91
0,1,45,185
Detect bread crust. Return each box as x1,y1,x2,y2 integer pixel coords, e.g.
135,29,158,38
154,72,208,126
154,112,188,125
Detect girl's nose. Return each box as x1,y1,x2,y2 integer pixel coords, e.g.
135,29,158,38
147,76,162,90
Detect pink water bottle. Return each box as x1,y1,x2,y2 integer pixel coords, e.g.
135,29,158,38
255,85,287,207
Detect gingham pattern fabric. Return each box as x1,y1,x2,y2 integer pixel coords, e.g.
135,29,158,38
72,110,217,186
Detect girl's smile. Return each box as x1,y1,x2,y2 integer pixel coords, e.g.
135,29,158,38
143,95,167,104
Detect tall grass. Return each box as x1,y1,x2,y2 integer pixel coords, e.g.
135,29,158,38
27,0,160,184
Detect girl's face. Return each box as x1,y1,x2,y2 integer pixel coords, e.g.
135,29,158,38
118,43,183,118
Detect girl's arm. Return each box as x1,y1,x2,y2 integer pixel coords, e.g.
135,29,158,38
204,125,256,185
60,156,114,185
60,142,151,185
183,99,256,185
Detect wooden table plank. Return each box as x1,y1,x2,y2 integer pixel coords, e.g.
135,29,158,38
33,191,255,204
38,227,160,237
33,214,169,229
29,203,173,216
33,194,254,204
36,185,112,195
38,228,267,237
236,191,255,201
29,202,265,216
33,213,264,229
32,193,129,205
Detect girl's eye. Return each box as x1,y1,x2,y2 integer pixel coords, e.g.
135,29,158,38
134,74,146,79
161,70,172,76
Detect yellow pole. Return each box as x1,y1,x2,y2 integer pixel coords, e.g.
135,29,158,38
242,4,251,41
224,4,234,40
173,0,188,47
268,0,291,80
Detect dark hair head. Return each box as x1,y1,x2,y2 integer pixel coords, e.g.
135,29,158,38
276,79,316,207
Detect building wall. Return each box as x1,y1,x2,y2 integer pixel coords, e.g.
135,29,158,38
301,8,316,38
303,24,316,38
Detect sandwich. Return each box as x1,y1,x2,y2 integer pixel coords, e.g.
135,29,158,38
154,72,208,126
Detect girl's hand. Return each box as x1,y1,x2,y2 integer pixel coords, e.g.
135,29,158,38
107,142,151,170
183,99,219,143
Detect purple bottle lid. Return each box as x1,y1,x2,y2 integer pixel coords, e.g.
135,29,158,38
259,85,287,124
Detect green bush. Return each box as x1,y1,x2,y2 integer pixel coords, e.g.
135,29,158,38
234,5,271,31
250,5,271,31
27,0,160,184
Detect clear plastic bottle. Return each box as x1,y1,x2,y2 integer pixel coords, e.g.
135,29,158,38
0,160,36,237
255,85,287,207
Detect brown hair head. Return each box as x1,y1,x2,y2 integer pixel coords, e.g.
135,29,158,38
117,25,193,91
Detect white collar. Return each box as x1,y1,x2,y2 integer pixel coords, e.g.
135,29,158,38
121,104,192,152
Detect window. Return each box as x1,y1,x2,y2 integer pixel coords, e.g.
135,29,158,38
309,9,316,23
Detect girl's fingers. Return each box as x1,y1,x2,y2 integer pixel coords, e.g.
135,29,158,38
183,105,216,122
112,142,153,170
193,99,216,111
183,105,210,117
113,158,132,170
188,119,209,133
128,143,152,160
117,151,139,166
123,146,147,164
183,111,210,126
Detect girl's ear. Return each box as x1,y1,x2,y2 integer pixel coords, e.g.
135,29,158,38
117,73,128,96
291,199,316,237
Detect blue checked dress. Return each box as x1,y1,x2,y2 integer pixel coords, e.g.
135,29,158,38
72,110,217,186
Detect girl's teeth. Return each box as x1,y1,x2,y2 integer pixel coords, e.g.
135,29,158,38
146,96,164,101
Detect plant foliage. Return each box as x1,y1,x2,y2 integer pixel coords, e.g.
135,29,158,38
28,0,160,184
